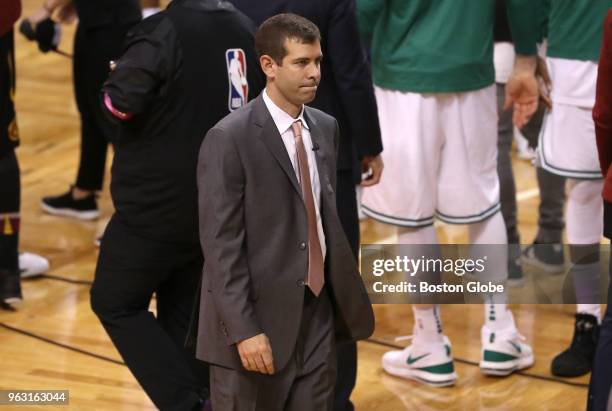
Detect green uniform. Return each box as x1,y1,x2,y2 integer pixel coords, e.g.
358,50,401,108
546,0,611,61
357,0,539,93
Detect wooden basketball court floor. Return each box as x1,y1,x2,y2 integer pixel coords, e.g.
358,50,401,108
0,2,602,409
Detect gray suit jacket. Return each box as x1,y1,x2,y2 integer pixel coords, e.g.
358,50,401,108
196,94,375,370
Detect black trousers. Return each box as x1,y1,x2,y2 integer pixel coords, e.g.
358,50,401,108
0,150,19,272
587,242,612,411
72,23,131,191
334,170,359,411
210,288,336,411
0,29,18,155
91,216,209,411
0,30,20,272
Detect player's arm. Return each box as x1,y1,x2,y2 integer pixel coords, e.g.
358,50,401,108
504,0,540,127
101,15,175,123
594,10,612,176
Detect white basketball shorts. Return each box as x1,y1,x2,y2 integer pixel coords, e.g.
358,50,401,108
361,85,501,227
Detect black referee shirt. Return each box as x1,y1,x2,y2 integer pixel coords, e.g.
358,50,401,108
102,0,264,244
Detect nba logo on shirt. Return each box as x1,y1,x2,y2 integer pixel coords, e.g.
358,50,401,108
225,48,249,111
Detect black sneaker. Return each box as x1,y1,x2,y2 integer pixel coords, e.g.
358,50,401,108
507,257,524,287
0,269,22,304
522,242,565,274
40,187,99,220
551,313,599,377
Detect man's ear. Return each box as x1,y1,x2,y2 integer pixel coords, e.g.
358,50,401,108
260,55,276,79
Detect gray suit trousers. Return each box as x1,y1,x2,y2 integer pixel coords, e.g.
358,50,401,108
210,288,337,411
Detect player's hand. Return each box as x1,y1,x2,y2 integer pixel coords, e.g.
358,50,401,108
236,333,275,375
360,154,383,187
505,55,539,129
57,3,76,24
27,7,51,27
28,0,71,27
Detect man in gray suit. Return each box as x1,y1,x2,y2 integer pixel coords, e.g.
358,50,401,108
196,13,375,410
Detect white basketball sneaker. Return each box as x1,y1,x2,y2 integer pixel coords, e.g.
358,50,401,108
480,325,534,376
382,335,458,387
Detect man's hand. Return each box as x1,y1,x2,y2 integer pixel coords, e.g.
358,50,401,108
360,154,383,187
27,7,51,27
505,55,539,128
236,333,275,375
57,3,77,24
27,0,72,27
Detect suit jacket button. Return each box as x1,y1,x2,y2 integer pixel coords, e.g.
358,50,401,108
297,279,305,287
299,242,307,250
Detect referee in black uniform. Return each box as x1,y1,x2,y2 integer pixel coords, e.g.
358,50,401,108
0,0,23,304
90,1,264,410
27,0,141,220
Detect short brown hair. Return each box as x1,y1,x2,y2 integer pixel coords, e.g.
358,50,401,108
255,13,321,64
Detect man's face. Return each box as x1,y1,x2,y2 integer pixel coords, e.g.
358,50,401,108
268,38,322,106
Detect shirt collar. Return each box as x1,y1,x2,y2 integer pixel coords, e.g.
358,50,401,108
262,88,310,136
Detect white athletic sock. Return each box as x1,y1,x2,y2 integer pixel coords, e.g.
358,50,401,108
577,304,602,323
412,305,444,345
468,212,508,282
483,302,517,332
398,226,441,301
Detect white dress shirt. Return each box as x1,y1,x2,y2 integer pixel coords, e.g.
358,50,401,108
262,89,326,259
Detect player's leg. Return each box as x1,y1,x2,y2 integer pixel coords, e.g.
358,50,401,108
364,88,457,386
552,178,603,377
437,85,534,376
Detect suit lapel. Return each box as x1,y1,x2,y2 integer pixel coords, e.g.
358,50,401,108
304,108,328,180
304,107,332,198
252,95,302,196
304,107,336,228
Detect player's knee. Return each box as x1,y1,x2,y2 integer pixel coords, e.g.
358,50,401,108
567,179,603,207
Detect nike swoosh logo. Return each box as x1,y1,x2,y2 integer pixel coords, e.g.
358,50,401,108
407,353,430,365
509,342,522,353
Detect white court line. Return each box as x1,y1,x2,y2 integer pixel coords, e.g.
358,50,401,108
516,187,540,202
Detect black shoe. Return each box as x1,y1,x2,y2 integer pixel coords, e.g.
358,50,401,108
0,269,22,304
522,242,565,274
551,313,599,377
40,186,99,220
507,257,524,287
